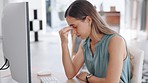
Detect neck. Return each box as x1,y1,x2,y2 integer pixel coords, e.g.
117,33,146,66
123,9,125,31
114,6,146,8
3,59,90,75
89,33,104,45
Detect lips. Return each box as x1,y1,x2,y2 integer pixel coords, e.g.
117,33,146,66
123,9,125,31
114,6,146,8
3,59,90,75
77,34,81,37
76,32,81,37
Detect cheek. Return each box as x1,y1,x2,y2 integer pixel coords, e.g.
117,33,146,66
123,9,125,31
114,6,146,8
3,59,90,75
80,26,91,37
83,22,91,34
84,27,91,36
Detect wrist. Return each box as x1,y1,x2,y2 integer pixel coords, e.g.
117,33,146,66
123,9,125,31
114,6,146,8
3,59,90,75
61,42,68,46
86,74,93,83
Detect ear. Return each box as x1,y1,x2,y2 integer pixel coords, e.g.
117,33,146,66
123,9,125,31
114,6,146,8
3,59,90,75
85,16,92,25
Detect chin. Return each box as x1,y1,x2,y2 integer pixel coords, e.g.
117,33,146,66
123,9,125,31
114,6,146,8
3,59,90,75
78,36,83,39
80,36,87,40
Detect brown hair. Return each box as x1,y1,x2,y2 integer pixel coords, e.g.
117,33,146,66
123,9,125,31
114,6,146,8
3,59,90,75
65,0,133,78
129,52,134,79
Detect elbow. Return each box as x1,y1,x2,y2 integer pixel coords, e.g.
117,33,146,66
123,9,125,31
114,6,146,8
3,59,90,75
66,73,75,79
67,76,74,79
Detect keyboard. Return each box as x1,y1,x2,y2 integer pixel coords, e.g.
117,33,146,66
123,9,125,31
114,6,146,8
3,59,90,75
39,76,59,83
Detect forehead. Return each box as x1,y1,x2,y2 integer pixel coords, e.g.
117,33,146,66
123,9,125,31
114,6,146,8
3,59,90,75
66,16,78,25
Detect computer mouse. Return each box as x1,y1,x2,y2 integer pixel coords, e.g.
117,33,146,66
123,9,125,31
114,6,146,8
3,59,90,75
37,71,52,76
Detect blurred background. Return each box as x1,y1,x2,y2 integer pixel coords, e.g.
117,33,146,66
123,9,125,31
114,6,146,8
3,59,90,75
0,0,148,82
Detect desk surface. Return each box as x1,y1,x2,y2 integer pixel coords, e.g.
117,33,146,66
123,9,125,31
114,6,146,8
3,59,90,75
32,72,85,83
1,71,85,83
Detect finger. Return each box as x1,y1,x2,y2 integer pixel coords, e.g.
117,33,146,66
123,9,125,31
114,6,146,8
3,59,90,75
71,29,76,35
62,26,73,33
59,27,72,35
64,32,69,37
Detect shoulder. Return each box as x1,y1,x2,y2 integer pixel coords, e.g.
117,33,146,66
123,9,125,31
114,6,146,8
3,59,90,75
108,35,126,52
110,35,125,44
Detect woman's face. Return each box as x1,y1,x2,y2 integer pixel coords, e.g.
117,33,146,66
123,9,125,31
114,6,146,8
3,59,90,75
66,16,91,39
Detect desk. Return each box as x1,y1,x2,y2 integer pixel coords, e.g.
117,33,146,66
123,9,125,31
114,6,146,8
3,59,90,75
99,11,120,33
32,72,85,83
1,71,85,83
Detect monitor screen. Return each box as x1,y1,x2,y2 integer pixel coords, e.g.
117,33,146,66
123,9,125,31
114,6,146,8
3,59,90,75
1,2,31,83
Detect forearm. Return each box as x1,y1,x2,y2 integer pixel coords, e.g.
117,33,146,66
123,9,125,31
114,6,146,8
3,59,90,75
61,43,76,79
89,76,118,83
88,76,106,83
71,34,76,56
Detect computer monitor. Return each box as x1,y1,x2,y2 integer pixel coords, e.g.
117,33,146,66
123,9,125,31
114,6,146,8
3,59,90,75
1,2,31,83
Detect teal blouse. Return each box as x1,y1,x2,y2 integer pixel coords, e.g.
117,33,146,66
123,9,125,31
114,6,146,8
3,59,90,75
82,34,130,83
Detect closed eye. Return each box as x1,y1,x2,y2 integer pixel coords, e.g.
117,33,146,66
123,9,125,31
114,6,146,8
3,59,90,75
71,25,77,29
73,26,77,29
70,24,77,29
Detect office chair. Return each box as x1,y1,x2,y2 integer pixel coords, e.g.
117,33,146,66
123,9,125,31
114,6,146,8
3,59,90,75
128,45,144,83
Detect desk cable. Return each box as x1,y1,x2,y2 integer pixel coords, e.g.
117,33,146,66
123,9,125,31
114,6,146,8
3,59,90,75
0,57,10,70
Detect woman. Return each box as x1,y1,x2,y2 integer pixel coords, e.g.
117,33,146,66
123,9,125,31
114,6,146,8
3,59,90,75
59,0,131,83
